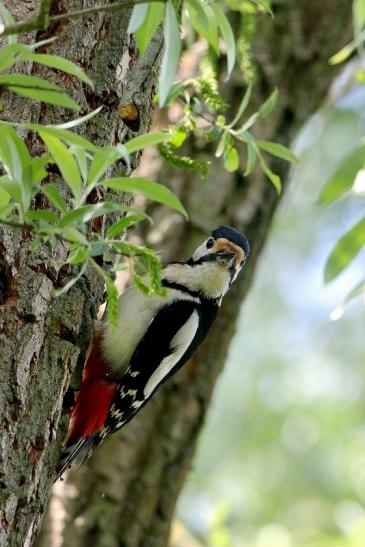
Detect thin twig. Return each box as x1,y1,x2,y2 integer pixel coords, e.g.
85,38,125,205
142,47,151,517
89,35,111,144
0,0,166,38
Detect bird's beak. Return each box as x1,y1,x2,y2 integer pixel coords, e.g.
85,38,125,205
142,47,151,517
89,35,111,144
215,250,236,264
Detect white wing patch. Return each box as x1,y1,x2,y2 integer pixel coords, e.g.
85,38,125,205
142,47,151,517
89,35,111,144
143,310,200,398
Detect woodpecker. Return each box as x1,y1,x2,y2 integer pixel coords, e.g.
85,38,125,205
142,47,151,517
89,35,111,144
56,226,250,479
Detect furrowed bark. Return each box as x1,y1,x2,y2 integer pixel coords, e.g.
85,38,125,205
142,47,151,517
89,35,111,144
47,2,352,547
0,1,163,545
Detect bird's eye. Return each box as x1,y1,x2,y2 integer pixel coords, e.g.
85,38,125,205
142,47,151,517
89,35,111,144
206,237,214,249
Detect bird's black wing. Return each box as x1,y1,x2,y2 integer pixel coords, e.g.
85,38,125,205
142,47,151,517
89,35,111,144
102,298,213,435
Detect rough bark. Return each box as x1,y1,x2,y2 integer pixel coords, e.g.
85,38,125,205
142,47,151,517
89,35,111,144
0,1,163,545
46,2,352,547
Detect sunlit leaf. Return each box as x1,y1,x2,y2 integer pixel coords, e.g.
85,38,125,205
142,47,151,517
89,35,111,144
87,146,124,186
128,2,149,34
229,85,252,128
185,0,219,53
9,86,79,110
244,142,257,176
0,126,33,210
259,155,281,193
354,0,365,34
19,53,94,87
135,2,164,53
0,73,59,89
39,131,81,199
102,176,188,218
318,140,365,204
159,3,181,107
58,202,119,228
259,88,278,117
33,126,97,152
224,146,239,172
211,3,236,78
41,184,67,213
31,156,52,184
0,5,17,44
324,215,365,283
329,42,356,65
256,140,299,163
24,210,59,224
107,214,147,239
124,131,170,154
67,247,90,265
0,175,21,203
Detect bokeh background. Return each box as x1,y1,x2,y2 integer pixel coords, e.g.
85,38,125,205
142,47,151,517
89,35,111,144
175,88,365,546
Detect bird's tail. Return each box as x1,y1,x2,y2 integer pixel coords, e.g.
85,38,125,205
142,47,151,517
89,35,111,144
55,435,97,481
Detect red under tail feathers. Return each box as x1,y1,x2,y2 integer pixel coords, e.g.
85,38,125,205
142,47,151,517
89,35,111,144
65,335,117,446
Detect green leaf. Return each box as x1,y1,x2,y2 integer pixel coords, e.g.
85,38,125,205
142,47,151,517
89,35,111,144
354,0,365,34
235,112,259,134
41,184,67,213
0,175,21,203
318,140,365,205
244,142,257,176
18,53,94,88
355,70,365,85
62,227,89,245
259,88,279,117
256,140,299,164
39,131,81,199
113,262,129,272
52,106,103,130
0,73,60,89
106,213,146,239
215,132,229,158
128,2,149,33
324,216,365,283
229,85,252,128
159,3,181,107
155,80,184,106
224,146,240,172
30,37,57,50
125,131,170,154
67,247,90,265
185,0,219,53
135,2,164,53
24,210,59,224
259,155,281,193
0,126,33,210
102,177,188,218
0,44,29,71
87,146,124,186
31,156,51,184
58,202,119,228
211,3,236,79
8,86,79,110
329,43,356,65
33,126,97,152
0,5,17,44
70,145,88,183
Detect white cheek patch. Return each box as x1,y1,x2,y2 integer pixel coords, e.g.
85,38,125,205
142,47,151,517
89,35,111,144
143,310,199,398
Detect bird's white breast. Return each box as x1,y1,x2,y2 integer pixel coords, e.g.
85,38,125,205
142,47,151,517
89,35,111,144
101,282,199,375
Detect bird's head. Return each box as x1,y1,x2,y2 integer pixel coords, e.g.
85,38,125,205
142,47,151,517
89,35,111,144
190,225,250,284
165,226,250,300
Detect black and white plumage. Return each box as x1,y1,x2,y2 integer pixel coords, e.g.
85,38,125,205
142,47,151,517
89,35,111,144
56,226,250,479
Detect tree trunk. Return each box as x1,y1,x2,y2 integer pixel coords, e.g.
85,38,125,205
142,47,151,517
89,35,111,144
0,1,163,545
46,2,352,547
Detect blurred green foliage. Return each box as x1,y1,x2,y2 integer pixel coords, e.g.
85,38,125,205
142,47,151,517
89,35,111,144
177,98,365,546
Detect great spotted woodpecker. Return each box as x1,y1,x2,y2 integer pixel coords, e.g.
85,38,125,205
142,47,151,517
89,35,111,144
56,226,250,479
